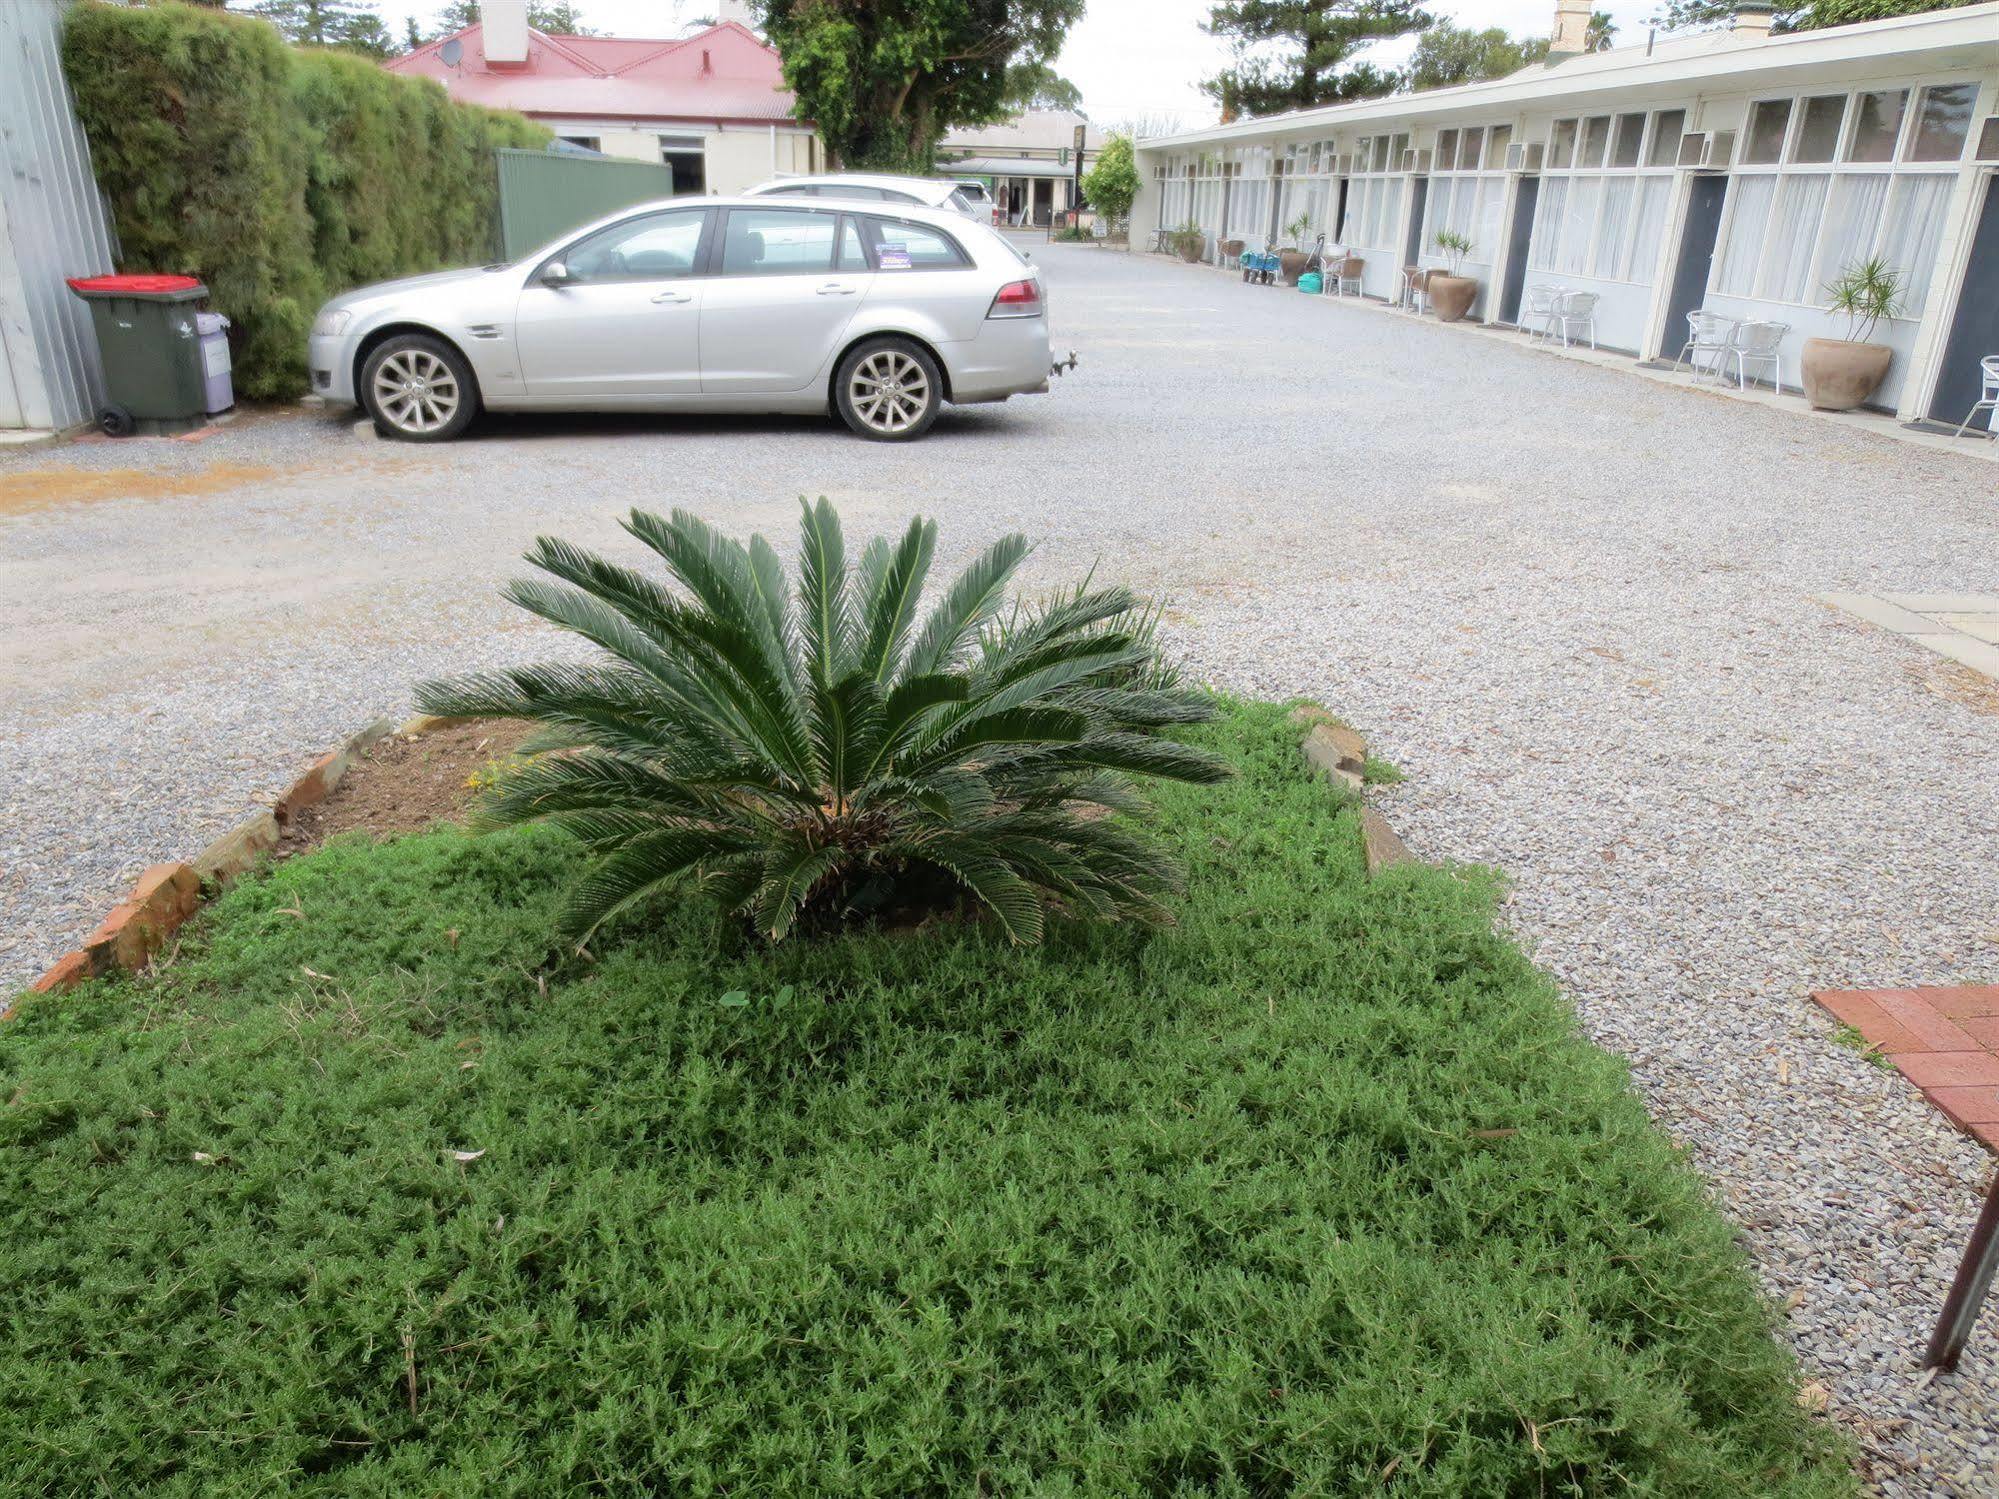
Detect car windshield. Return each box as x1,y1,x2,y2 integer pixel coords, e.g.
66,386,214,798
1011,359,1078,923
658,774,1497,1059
947,190,978,214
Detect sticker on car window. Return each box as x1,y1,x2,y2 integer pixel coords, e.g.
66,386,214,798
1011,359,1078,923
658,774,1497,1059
878,243,911,269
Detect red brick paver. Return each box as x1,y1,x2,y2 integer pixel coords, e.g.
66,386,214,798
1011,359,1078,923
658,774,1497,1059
1814,985,1999,1152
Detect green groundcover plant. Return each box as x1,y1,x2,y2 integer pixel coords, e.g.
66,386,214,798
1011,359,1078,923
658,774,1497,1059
0,704,1854,1495
417,502,1231,947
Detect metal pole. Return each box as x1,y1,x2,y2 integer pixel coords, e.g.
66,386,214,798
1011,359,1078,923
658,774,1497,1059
1925,1170,1999,1371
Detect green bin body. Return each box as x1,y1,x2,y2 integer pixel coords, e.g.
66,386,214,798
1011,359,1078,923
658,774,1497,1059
66,274,211,434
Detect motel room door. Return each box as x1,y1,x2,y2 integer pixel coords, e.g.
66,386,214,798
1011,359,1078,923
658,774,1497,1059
1928,171,1999,434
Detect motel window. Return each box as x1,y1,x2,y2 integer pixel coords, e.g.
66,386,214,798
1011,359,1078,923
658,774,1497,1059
1526,106,1682,286
1418,124,1513,271
1712,80,1969,317
1646,109,1686,167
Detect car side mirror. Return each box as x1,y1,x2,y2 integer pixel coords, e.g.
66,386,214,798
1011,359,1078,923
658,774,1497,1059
539,261,573,287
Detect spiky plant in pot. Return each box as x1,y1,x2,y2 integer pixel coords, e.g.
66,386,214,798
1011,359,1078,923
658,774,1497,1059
417,501,1230,946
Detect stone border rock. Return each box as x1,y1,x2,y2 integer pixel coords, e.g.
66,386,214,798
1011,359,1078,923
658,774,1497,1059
20,715,406,1000
1287,704,1418,876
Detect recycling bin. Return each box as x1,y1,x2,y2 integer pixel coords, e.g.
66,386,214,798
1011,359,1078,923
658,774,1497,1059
65,273,210,436
195,312,234,414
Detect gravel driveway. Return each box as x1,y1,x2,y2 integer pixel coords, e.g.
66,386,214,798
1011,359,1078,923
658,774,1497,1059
5,240,1998,1492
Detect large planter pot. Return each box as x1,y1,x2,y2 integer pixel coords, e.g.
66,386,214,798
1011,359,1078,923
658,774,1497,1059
1427,274,1477,323
1277,250,1308,286
1800,338,1892,411
1176,234,1205,264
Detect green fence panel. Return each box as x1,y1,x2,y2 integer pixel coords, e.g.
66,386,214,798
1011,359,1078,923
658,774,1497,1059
495,148,679,261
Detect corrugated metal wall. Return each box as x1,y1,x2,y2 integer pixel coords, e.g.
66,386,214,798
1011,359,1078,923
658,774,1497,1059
495,148,679,262
0,0,115,431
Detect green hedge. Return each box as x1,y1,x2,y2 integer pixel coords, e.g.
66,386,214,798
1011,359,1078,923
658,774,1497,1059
63,1,547,400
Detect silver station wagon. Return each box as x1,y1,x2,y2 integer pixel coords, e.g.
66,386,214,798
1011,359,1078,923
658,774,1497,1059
307,196,1055,442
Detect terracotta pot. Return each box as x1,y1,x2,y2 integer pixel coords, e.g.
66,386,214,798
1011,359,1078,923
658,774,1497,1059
1427,273,1477,323
1176,234,1204,263
1277,250,1308,286
1800,338,1892,411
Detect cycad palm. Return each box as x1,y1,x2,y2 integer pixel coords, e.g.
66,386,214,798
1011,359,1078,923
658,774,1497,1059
417,501,1230,945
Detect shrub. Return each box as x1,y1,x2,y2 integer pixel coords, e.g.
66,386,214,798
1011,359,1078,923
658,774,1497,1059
417,502,1230,946
1079,132,1139,226
62,1,546,399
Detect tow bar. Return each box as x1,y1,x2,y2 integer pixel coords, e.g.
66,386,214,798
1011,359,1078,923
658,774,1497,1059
1050,350,1079,377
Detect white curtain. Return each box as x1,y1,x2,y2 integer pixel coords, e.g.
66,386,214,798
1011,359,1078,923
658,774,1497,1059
1626,177,1671,286
1812,173,1888,301
1379,180,1402,251
1756,173,1829,303
1558,177,1601,276
1592,177,1634,280
1880,174,1952,315
1530,178,1568,271
1475,178,1505,264
1715,175,1776,297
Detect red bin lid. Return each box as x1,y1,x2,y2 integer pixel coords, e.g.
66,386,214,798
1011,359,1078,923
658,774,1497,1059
66,273,205,296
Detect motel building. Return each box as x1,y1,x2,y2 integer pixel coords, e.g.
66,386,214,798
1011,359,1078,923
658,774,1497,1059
1130,0,1999,433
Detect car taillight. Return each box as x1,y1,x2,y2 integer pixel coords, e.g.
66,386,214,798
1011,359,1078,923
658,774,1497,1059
988,278,1043,319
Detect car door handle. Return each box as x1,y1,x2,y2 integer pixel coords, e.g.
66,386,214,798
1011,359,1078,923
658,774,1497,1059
651,290,693,304
816,283,858,296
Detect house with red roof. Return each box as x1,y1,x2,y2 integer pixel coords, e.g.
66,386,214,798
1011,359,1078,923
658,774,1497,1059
385,0,820,197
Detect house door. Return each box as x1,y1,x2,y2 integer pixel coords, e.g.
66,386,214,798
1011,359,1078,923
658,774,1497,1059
1928,172,1999,433
1032,179,1054,225
1660,174,1729,361
1403,178,1428,268
1498,177,1540,325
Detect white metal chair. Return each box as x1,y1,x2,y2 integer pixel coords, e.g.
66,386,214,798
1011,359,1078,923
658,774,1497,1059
1673,310,1737,382
1524,285,1563,342
1553,290,1600,349
1399,265,1430,315
1724,320,1788,394
1953,355,1999,439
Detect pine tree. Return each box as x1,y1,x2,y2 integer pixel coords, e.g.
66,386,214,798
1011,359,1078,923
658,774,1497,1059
234,0,390,52
1203,0,1434,118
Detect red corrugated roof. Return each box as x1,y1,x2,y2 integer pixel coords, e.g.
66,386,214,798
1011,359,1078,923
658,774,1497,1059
386,21,803,126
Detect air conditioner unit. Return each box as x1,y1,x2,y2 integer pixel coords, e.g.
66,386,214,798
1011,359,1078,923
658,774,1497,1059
1524,142,1545,172
1975,116,1999,162
1677,130,1736,168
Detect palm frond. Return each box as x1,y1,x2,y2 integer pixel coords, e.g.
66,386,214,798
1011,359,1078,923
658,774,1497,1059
902,531,1030,677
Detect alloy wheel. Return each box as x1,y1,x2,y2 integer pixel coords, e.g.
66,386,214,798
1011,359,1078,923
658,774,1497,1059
847,350,931,435
370,349,460,435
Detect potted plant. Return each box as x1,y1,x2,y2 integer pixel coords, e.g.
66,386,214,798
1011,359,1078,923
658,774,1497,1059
1172,220,1207,263
1427,230,1478,322
1277,212,1313,285
1803,257,1901,411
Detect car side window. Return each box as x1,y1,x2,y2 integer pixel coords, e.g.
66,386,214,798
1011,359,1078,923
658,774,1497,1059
837,219,870,272
862,216,971,271
720,208,841,276
560,209,707,283
823,185,884,201
762,184,818,196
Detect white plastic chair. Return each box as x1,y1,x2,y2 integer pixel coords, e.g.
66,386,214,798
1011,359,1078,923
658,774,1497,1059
1673,310,1737,382
1553,290,1599,349
1724,320,1787,394
1524,285,1563,343
1953,355,1999,439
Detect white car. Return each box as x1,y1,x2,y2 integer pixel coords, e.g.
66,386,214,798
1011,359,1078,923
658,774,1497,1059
744,172,989,221
306,196,1054,443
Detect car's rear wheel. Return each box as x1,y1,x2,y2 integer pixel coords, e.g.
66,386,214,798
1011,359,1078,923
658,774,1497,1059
835,337,942,442
360,334,476,442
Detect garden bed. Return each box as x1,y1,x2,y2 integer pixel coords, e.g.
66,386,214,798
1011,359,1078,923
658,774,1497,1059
0,702,1852,1494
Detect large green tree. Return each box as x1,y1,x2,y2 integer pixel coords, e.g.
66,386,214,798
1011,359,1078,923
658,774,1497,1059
752,0,1085,174
231,0,396,55
1079,131,1138,225
1651,0,1973,29
424,1,598,37
1403,20,1545,88
1202,0,1432,118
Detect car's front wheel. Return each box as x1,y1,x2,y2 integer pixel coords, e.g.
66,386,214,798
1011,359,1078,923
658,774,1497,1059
834,337,943,441
360,333,477,442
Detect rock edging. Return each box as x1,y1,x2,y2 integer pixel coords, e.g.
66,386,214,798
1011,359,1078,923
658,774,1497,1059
22,715,404,1000
1287,704,1418,876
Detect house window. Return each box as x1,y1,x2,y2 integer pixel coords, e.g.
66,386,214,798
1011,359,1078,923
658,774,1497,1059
1526,106,1681,286
1712,80,1967,317
558,134,600,152
1647,110,1686,168
658,133,707,194
1417,124,1511,272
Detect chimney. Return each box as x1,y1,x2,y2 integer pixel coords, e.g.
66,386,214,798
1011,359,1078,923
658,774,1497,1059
1732,0,1775,38
483,0,529,65
1549,0,1591,58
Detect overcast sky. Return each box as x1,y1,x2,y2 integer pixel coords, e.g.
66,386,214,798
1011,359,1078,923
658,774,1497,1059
370,0,1674,131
